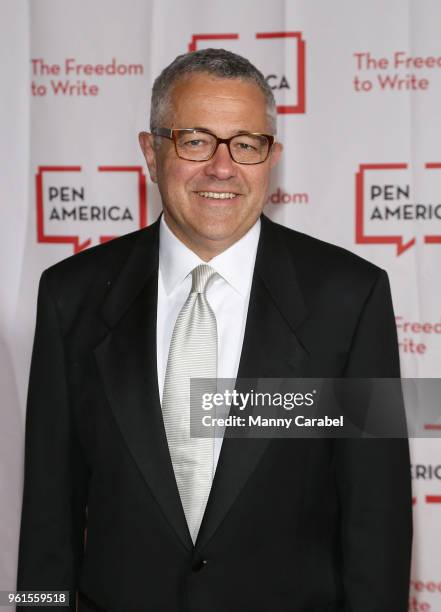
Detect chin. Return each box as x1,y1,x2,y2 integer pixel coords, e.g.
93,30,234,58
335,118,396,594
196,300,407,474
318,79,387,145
193,224,238,244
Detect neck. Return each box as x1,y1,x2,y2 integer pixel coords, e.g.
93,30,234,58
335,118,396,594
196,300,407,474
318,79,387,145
170,232,234,262
163,214,256,261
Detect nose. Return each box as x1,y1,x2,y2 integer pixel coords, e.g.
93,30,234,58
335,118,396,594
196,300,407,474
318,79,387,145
204,142,237,180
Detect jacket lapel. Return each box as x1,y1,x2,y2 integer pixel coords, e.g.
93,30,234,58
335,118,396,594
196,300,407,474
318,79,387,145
195,215,310,551
94,219,193,551
93,214,310,553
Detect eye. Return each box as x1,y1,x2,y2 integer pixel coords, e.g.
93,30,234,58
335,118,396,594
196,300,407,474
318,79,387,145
179,132,213,148
236,141,258,151
187,138,204,147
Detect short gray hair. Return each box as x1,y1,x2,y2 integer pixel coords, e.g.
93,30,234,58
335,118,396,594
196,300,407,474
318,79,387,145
150,48,277,135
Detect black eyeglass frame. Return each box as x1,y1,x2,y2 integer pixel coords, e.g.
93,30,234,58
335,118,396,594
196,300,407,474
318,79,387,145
151,127,275,165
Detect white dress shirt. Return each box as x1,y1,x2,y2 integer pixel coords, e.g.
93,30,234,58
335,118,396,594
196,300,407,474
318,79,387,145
157,215,261,470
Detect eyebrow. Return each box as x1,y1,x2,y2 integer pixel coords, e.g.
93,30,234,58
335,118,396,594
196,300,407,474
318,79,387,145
184,127,257,136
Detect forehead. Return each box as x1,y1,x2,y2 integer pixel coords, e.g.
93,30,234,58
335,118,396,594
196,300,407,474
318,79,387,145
166,73,270,134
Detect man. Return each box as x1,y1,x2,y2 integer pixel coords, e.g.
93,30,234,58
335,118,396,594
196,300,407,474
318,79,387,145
17,48,412,611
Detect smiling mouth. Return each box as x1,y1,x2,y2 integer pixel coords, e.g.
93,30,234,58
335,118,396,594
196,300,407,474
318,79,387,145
197,191,239,200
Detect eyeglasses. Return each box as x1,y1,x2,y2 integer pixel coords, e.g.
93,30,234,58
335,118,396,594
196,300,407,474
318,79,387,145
151,127,275,165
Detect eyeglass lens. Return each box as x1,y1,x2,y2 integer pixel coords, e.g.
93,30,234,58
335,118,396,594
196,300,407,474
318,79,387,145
174,130,270,163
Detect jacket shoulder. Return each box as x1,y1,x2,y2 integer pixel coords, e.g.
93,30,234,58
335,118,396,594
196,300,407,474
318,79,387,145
261,217,388,317
267,217,383,282
39,224,158,324
43,226,151,289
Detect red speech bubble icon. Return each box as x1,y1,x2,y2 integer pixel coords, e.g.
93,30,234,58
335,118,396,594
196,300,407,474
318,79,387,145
356,163,441,255
355,163,415,256
36,165,147,253
188,31,306,114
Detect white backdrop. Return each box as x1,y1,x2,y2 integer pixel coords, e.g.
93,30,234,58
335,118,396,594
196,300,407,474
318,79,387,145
1,1,440,608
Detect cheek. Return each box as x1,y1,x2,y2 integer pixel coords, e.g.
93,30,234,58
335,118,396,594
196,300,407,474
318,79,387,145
248,169,270,199
160,160,200,196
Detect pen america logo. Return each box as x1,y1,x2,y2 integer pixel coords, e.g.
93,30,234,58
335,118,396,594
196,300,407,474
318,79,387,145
188,31,306,114
355,163,441,255
35,165,147,253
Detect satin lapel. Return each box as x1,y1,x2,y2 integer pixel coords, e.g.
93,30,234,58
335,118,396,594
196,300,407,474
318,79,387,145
195,215,310,551
94,220,193,551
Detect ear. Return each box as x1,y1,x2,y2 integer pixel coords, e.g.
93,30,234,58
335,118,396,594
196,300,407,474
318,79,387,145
138,131,158,183
269,141,283,169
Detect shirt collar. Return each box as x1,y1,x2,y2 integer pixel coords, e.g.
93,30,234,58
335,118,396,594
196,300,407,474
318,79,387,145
159,215,261,297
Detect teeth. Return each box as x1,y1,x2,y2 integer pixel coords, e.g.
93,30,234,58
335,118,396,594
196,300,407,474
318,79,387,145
198,191,237,199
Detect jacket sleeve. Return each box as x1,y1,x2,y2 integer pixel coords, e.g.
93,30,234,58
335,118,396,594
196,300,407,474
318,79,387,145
337,269,412,611
16,270,89,611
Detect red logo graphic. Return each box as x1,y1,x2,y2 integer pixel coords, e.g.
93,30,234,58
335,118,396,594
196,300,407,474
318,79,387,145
36,165,147,253
355,163,441,255
188,31,306,114
412,495,441,505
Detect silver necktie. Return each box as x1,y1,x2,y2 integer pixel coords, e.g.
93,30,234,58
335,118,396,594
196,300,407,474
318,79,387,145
162,264,218,543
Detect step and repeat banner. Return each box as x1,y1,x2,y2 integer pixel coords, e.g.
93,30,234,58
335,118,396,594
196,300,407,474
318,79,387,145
1,0,440,608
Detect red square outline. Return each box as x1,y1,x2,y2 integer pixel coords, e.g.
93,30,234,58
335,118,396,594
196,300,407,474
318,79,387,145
355,163,414,255
36,165,147,254
188,31,306,114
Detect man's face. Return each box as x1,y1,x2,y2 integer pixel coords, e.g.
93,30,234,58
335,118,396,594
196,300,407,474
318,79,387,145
139,73,282,258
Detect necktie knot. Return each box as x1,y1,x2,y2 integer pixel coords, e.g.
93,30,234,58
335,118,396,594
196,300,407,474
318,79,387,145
191,264,217,294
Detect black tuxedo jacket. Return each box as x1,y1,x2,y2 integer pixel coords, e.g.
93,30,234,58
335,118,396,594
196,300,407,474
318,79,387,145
17,215,412,612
